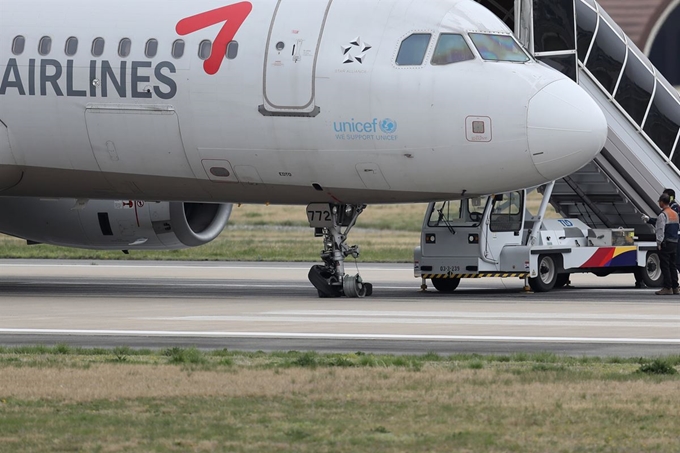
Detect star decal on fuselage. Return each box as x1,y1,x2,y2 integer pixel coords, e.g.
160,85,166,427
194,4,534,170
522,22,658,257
342,37,372,64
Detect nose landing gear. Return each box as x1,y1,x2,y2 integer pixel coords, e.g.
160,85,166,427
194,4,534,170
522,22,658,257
306,203,373,298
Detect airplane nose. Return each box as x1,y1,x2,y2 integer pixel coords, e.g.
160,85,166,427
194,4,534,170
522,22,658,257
528,79,608,180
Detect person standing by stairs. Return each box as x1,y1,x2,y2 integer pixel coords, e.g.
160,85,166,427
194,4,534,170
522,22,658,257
654,193,679,295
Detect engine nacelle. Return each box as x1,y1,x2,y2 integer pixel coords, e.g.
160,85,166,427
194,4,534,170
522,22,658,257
0,198,231,250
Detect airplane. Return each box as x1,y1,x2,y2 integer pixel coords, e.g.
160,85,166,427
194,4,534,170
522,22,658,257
0,0,608,297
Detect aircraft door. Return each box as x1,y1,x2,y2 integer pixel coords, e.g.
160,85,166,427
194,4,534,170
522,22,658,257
259,0,333,117
480,191,526,263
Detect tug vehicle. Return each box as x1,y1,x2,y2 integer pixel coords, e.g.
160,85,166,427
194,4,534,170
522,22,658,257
414,183,660,292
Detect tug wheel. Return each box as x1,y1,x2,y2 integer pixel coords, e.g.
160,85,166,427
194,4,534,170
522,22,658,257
636,251,663,288
529,255,558,292
431,277,461,293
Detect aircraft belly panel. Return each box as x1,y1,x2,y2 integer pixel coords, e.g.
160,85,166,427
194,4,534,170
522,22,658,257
85,105,194,179
261,0,332,115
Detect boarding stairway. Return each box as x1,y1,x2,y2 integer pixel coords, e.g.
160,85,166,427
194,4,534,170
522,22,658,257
515,0,680,240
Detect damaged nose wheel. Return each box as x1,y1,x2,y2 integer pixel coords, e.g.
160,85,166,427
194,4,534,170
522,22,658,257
306,203,373,298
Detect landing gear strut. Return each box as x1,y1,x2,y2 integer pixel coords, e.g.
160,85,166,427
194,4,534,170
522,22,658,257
306,203,373,298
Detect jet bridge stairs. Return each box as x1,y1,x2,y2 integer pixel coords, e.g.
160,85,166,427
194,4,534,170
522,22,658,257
509,0,680,240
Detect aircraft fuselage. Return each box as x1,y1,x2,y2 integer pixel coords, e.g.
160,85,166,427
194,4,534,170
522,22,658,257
0,0,607,204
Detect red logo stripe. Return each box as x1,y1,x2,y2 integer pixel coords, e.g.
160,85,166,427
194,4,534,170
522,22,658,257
580,248,615,268
176,2,253,75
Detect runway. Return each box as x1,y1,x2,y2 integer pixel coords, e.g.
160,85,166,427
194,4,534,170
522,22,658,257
0,260,678,356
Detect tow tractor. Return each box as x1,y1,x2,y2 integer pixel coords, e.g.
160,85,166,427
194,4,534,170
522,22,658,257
414,182,661,292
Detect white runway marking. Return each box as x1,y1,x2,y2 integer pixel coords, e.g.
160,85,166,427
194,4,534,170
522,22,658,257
261,311,680,321
141,315,679,328
0,328,679,344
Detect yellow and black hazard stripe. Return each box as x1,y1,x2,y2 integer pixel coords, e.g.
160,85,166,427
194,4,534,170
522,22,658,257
422,273,528,279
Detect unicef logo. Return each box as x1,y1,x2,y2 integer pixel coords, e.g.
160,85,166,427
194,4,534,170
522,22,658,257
379,118,398,134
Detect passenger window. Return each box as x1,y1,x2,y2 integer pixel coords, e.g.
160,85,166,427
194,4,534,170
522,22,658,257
12,36,25,55
428,201,463,226
38,36,52,56
226,40,239,60
489,192,523,232
198,40,212,60
584,21,626,94
65,37,78,56
396,34,431,66
145,39,158,58
615,53,655,126
92,38,105,57
172,39,185,59
118,38,131,57
644,84,680,157
575,0,598,62
431,34,474,65
469,34,530,62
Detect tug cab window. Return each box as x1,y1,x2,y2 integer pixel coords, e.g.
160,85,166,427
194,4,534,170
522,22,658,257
469,33,530,62
489,191,523,232
428,197,487,226
431,34,474,65
429,200,463,226
396,33,431,66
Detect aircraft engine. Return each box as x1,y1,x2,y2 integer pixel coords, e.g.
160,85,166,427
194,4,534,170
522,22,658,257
0,198,232,250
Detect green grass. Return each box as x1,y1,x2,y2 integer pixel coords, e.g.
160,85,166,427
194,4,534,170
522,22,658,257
0,348,678,452
0,226,419,262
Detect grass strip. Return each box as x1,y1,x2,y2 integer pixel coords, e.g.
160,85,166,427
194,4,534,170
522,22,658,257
0,347,678,452
0,226,419,262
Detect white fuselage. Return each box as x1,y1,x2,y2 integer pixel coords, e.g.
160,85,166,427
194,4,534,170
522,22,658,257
0,0,607,204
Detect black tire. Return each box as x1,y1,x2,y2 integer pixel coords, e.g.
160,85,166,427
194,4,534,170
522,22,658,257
592,270,612,277
431,277,461,293
554,273,571,289
308,265,342,298
529,255,558,292
639,251,663,288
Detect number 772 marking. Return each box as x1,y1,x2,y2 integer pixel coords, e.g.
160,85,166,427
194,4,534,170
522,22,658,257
176,2,253,75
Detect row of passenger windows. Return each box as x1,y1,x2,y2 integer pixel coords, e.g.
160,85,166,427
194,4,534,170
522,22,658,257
10,36,239,61
396,32,530,66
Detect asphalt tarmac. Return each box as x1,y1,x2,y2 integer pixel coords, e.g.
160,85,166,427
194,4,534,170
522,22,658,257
0,260,677,357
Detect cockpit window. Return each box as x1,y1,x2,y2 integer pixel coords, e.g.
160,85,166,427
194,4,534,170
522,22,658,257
469,33,530,63
396,33,431,66
431,34,475,65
